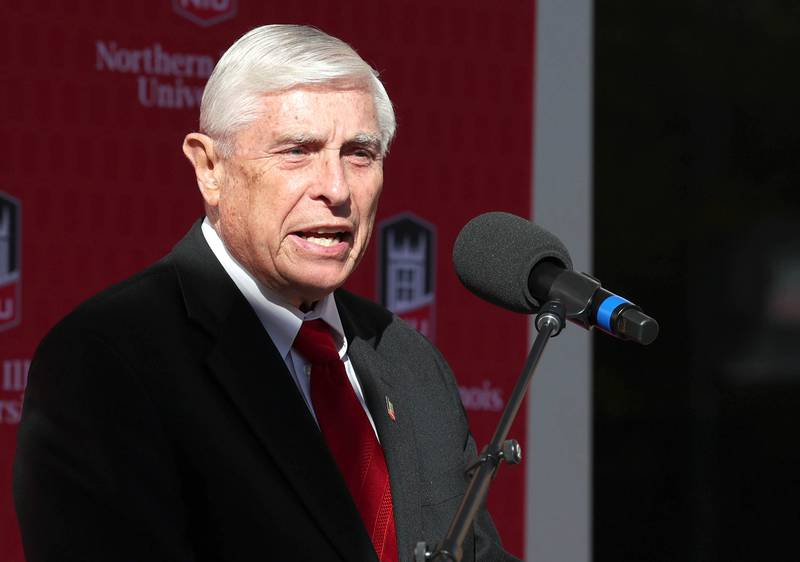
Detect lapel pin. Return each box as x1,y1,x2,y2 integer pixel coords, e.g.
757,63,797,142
386,396,396,422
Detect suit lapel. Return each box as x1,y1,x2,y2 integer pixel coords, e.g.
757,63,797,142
170,223,376,562
338,298,424,562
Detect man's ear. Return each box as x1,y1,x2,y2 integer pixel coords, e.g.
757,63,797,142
182,133,223,207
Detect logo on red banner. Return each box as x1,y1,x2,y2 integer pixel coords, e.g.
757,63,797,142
378,213,436,340
172,0,238,27
459,380,505,412
0,193,20,332
1,359,29,424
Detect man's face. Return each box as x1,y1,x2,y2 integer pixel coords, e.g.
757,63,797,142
212,86,384,308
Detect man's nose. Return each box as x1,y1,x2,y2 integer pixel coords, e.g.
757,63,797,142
313,151,351,207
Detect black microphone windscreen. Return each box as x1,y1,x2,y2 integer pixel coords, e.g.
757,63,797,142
452,212,572,313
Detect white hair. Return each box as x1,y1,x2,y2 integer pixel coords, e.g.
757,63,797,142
199,24,396,157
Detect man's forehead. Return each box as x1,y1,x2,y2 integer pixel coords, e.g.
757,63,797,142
253,86,380,140
263,85,376,115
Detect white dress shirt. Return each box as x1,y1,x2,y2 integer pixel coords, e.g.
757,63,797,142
201,218,379,438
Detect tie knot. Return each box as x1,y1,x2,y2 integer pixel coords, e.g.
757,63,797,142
293,319,340,364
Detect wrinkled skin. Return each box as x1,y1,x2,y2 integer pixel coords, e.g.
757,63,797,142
184,86,384,309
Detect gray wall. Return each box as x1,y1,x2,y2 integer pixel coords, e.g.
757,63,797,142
527,0,592,560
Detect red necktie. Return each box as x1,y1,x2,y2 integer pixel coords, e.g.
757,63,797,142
293,319,398,562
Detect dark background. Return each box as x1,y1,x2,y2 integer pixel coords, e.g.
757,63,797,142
594,1,800,561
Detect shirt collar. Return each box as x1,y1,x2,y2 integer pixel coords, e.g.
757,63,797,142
201,218,348,360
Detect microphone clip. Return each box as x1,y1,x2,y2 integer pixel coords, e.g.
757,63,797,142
535,300,567,336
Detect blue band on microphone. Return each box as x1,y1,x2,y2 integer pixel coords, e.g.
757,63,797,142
597,295,630,331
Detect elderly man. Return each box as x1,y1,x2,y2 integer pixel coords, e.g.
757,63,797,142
14,25,516,562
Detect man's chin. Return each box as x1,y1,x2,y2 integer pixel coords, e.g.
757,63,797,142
282,273,350,308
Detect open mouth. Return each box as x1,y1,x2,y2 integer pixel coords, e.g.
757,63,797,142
295,230,351,247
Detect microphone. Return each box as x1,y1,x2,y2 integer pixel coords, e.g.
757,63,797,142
452,212,659,345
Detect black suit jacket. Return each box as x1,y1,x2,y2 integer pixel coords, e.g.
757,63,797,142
14,222,516,562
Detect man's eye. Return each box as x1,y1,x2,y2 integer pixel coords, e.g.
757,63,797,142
286,147,308,156
347,148,377,163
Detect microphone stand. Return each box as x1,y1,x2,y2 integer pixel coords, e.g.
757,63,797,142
415,301,567,562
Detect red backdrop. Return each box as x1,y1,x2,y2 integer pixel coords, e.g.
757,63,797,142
0,1,535,559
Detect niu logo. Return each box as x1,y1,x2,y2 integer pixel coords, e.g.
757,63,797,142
172,0,238,27
0,192,21,332
378,213,437,341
